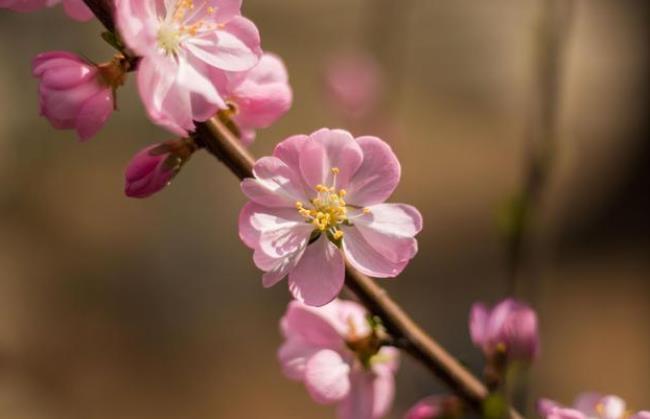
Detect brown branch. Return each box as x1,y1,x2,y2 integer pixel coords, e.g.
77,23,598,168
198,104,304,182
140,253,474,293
82,1,524,417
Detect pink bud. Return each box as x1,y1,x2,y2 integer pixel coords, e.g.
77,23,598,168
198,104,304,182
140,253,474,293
405,396,462,419
124,144,178,199
469,298,540,363
32,51,114,141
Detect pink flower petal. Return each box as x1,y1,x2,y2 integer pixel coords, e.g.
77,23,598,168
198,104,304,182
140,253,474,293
342,227,409,278
273,134,308,168
299,129,363,191
353,203,422,263
202,0,242,24
346,136,401,207
231,53,293,129
469,303,489,348
176,54,224,109
304,349,351,404
280,300,345,348
186,16,260,72
62,0,93,21
241,156,309,207
136,57,192,136
337,369,393,419
238,202,261,249
288,235,345,307
258,244,307,288
277,337,320,381
75,88,113,141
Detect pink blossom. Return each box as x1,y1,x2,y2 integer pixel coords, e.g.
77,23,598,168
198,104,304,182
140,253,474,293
32,51,114,141
278,299,399,419
404,396,463,419
0,0,93,21
538,393,648,419
469,298,539,363
239,128,422,306
325,52,382,119
220,52,292,145
124,141,193,198
115,0,262,136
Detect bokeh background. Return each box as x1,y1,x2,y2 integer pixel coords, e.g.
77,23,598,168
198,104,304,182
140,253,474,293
0,1,648,418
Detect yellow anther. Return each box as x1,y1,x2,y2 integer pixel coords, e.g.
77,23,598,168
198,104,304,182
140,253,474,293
331,167,340,175
295,201,304,209
338,189,347,197
362,208,371,214
315,184,329,192
333,230,344,240
207,6,216,14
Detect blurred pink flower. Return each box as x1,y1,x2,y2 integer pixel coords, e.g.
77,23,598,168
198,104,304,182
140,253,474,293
221,52,292,145
115,0,262,136
239,128,422,306
404,395,464,419
32,51,114,141
325,52,382,119
0,0,93,21
469,298,539,363
538,393,648,419
405,397,442,419
278,299,399,419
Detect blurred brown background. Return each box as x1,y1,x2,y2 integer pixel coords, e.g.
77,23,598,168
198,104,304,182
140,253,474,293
0,1,648,418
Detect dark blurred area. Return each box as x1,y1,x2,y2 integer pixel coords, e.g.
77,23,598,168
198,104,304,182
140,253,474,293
0,1,648,418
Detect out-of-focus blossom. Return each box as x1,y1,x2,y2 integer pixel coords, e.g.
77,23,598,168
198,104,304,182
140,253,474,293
404,395,462,419
278,299,398,419
124,138,196,198
324,52,383,119
0,0,93,21
115,0,262,136
32,51,120,141
219,52,292,145
538,393,648,419
239,128,422,306
469,298,539,363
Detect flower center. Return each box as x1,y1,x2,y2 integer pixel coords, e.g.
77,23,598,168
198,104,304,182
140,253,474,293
296,168,369,242
157,0,221,56
157,22,182,55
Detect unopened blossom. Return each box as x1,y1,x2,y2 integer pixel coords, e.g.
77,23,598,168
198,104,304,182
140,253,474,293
538,393,648,419
219,52,292,145
115,0,262,136
32,51,120,141
278,299,399,419
0,0,93,21
124,138,196,198
469,298,539,363
239,128,422,306
404,395,462,419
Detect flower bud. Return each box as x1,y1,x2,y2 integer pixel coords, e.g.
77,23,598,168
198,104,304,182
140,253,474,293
469,298,540,364
124,139,196,198
405,395,463,419
32,51,121,141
